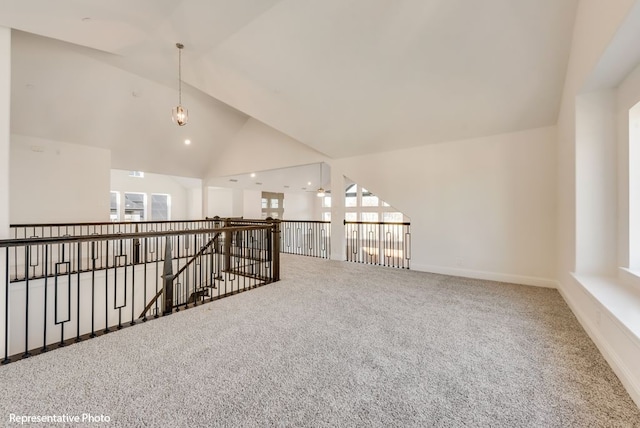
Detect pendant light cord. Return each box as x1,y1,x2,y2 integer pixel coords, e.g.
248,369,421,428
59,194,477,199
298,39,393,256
178,45,182,106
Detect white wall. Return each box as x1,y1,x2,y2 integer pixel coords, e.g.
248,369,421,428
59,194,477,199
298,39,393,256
557,0,637,283
0,25,11,368
330,169,346,261
333,126,557,287
205,187,262,219
206,187,234,218
206,118,325,180
110,169,201,221
243,190,262,219
211,123,558,286
0,27,9,238
205,187,314,220
556,0,640,408
232,188,244,217
10,135,111,223
575,90,617,275
283,192,317,220
187,188,202,220
203,117,326,221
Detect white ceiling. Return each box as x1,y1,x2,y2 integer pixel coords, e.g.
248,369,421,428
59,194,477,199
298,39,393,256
209,162,333,194
1,0,579,182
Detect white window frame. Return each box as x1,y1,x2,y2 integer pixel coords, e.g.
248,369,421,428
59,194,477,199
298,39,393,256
151,193,171,221
320,184,409,222
123,192,147,222
110,191,120,222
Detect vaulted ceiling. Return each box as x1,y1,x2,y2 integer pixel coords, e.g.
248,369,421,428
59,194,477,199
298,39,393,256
1,0,578,179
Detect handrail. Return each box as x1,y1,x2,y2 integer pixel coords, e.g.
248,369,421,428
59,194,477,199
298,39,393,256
173,232,220,279
283,220,330,224
1,221,280,363
231,219,330,225
137,232,221,319
138,289,164,320
0,226,264,248
10,219,214,228
344,220,411,226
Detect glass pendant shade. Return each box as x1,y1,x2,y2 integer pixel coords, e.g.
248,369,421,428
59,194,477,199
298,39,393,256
172,43,188,126
172,105,188,126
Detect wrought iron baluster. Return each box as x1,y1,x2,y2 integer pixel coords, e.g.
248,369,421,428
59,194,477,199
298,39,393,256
23,246,31,358
3,249,9,364
76,242,81,341
42,245,49,351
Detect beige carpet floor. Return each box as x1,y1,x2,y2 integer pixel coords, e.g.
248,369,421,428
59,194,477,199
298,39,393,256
0,254,638,427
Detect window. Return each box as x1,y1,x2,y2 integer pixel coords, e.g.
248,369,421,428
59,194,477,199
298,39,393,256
629,102,640,270
383,212,404,223
345,183,358,207
151,194,170,221
361,188,379,207
124,192,146,221
128,171,144,178
261,192,284,219
343,183,407,222
361,212,379,222
110,191,120,222
318,181,408,223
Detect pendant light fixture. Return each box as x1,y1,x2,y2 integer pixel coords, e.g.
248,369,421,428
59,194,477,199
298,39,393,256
172,43,188,126
317,163,326,197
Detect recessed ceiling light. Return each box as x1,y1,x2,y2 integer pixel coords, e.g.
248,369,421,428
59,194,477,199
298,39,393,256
307,181,312,186
250,173,256,178
184,139,191,145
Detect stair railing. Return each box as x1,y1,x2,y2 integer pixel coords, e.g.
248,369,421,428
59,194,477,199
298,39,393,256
0,222,279,364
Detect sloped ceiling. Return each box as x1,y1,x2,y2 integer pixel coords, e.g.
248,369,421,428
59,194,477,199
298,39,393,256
1,0,578,176
10,31,249,178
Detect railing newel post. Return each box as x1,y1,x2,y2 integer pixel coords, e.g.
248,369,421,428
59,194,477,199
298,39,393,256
162,237,174,316
268,218,281,282
223,218,232,274
133,223,141,265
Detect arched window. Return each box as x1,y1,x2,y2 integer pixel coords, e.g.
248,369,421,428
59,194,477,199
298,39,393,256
321,182,408,222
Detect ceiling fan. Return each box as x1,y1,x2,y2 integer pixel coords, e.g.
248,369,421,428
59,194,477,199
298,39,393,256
301,162,329,196
316,162,326,197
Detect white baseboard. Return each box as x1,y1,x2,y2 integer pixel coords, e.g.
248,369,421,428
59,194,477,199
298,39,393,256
410,263,557,288
557,280,640,409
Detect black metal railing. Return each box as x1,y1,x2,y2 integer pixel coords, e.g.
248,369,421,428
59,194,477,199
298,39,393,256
218,218,331,260
0,221,280,363
8,219,217,282
10,219,216,240
280,220,330,258
344,221,411,269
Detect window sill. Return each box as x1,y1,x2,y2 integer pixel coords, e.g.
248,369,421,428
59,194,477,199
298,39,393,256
571,271,640,343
